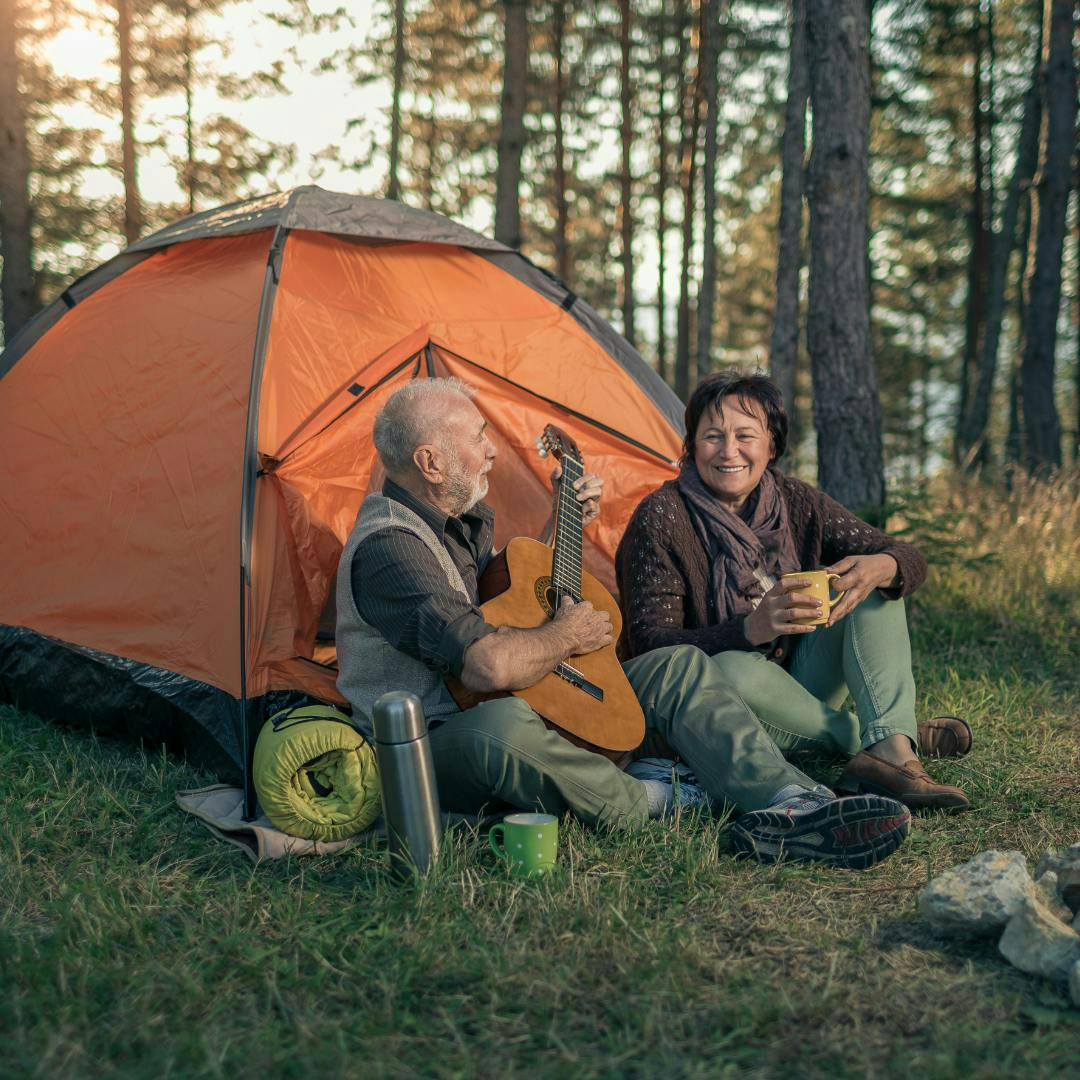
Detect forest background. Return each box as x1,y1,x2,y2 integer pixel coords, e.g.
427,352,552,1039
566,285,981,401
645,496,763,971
1,0,1078,504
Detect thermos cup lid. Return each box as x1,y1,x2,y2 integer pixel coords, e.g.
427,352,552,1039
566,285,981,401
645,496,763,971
372,690,427,744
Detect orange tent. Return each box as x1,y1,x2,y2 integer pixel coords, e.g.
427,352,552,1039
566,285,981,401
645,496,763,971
0,187,683,794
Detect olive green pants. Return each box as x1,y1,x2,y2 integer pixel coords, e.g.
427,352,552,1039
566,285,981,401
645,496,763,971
428,644,818,827
709,593,919,757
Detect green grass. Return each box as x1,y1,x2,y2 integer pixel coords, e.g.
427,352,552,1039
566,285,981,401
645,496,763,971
2,474,1079,1078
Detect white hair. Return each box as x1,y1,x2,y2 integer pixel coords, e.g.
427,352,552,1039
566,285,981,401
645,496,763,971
372,376,477,475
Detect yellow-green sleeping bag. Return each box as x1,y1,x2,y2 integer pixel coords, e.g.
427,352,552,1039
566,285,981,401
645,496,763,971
253,705,381,841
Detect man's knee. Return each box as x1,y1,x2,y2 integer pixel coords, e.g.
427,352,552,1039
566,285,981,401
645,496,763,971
440,699,547,784
709,649,766,681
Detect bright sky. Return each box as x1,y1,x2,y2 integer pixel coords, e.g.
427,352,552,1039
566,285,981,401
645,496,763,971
42,1,389,213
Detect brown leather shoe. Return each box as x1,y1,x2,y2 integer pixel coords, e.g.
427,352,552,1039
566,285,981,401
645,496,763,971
917,715,973,758
837,750,971,811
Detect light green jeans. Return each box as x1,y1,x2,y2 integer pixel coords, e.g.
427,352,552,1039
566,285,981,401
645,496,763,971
428,644,819,827
709,592,918,757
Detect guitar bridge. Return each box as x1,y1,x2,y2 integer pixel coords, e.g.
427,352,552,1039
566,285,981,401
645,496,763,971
553,662,604,702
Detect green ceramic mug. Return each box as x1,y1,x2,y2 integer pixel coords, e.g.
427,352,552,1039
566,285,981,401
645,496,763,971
489,812,558,877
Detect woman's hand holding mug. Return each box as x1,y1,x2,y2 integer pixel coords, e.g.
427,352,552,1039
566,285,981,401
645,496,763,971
743,577,824,645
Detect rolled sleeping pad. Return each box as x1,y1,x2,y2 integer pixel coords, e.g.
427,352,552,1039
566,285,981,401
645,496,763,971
253,704,381,841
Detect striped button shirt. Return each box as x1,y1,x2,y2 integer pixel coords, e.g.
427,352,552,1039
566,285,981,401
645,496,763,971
350,479,497,678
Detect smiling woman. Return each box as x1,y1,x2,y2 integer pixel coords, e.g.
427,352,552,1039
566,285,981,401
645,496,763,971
615,368,973,820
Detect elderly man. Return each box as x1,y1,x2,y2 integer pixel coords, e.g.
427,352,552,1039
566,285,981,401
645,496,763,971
336,378,912,868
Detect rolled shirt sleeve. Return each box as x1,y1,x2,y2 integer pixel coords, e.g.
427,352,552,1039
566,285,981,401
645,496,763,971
351,528,496,678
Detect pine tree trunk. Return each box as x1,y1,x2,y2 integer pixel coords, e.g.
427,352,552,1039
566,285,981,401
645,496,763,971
619,0,636,346
959,14,1043,468
956,9,991,465
655,5,669,385
0,0,35,341
183,1,196,215
494,0,528,249
769,0,808,441
1006,190,1034,465
675,0,701,402
805,0,883,514
1020,0,1077,472
117,0,143,245
387,0,405,201
553,0,570,284
695,0,719,381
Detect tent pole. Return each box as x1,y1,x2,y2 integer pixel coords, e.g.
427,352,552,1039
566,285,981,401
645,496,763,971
238,202,296,821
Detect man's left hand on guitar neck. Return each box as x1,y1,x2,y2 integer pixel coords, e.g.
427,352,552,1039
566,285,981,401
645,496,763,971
537,465,604,544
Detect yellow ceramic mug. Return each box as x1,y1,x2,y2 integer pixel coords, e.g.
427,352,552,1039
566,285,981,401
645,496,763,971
781,570,846,626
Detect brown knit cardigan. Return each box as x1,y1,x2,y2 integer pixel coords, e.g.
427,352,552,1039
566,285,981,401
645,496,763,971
614,469,927,665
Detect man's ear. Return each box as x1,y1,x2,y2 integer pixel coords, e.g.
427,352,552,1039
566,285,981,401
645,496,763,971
412,443,444,485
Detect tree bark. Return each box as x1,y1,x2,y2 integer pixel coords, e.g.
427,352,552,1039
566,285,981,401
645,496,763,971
1020,0,1077,472
183,0,196,215
0,0,35,341
675,0,701,402
553,0,570,284
805,0,883,514
956,7,992,465
655,5,669,384
1006,189,1034,465
387,0,405,201
494,0,528,249
958,12,1043,467
116,0,143,245
695,0,719,381
769,0,808,444
618,0,636,346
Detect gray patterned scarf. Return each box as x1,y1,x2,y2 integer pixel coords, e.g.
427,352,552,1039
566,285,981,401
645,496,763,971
676,461,800,622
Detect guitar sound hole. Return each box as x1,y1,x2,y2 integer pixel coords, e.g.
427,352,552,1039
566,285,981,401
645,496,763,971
534,576,555,617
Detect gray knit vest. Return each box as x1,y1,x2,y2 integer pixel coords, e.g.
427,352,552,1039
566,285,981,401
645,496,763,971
335,494,468,737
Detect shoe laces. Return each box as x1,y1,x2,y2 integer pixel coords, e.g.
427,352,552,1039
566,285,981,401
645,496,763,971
769,787,834,816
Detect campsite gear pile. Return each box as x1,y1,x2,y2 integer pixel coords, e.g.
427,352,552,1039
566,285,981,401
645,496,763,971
252,704,381,841
919,847,1080,1008
175,783,366,862
372,691,442,877
0,187,684,809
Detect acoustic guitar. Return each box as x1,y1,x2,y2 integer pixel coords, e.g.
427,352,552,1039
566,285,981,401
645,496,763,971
446,425,645,760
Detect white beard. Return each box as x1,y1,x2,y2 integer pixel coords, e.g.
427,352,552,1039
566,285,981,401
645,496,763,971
444,461,488,516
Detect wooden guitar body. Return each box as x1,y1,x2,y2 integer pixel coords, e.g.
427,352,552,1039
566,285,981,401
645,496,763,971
447,536,645,755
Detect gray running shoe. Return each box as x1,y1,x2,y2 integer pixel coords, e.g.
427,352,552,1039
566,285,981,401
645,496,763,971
730,788,911,869
626,756,712,816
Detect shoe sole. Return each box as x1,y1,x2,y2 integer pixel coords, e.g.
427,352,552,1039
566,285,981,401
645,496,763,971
837,778,971,812
730,795,911,870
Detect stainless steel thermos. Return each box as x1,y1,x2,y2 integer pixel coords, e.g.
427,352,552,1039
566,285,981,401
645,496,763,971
371,691,442,876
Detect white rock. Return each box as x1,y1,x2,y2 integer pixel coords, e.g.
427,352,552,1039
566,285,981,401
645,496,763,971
1071,959,1080,1009
919,851,1035,936
1035,844,1080,917
1035,871,1074,923
998,894,1080,985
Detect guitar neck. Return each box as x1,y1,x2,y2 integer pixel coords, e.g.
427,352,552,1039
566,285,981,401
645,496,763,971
551,454,584,600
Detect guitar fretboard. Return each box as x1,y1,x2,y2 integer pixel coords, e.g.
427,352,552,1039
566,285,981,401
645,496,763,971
551,453,584,601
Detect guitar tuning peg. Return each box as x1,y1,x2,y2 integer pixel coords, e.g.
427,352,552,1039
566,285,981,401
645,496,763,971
535,437,548,458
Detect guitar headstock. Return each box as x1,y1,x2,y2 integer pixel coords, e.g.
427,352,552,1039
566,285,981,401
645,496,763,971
536,424,583,465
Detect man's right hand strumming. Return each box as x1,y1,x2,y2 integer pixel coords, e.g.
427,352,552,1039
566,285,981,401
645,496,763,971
459,594,613,693
552,595,613,655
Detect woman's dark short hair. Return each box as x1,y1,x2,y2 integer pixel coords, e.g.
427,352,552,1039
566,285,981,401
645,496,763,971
682,369,788,463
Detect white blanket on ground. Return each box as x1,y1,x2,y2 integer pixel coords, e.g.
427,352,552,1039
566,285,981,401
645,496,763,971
175,784,371,863
176,784,489,863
